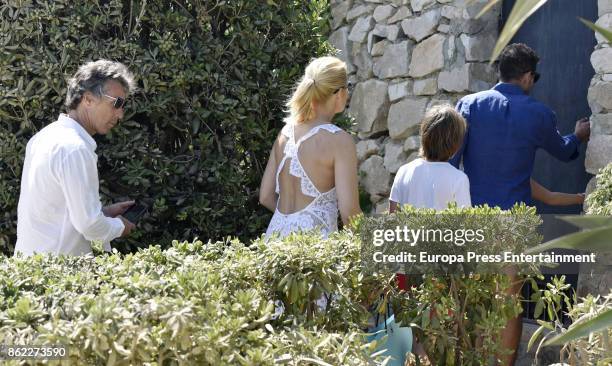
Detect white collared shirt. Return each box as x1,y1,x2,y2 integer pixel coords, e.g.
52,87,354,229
15,114,124,256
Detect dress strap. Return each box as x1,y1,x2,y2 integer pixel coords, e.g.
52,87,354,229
294,124,342,147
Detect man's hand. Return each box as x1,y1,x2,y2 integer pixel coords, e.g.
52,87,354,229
118,216,136,237
102,200,135,218
574,117,591,142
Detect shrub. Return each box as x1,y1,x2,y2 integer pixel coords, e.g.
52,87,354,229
0,233,381,365
0,0,332,255
355,204,544,365
0,206,544,365
528,276,612,365
586,162,612,215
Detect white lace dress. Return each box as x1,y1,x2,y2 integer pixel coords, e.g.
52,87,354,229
264,123,343,240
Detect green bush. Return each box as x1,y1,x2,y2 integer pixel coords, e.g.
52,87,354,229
586,162,612,215
0,233,381,365
0,206,545,365
355,204,544,365
0,0,331,255
528,276,612,364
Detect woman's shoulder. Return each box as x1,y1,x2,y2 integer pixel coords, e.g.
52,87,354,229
323,126,355,151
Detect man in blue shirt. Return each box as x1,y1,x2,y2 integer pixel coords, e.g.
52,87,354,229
451,43,590,366
451,43,590,209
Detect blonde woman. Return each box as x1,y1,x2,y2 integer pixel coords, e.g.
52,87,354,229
259,56,361,239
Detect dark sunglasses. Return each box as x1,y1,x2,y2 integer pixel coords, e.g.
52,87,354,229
531,71,540,83
333,81,354,95
102,93,127,109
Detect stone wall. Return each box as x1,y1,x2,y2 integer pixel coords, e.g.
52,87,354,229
579,0,612,298
585,0,612,190
329,0,500,212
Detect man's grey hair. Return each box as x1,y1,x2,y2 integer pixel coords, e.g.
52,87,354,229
65,60,136,110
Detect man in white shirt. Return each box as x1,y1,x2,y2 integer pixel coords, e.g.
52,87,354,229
15,60,137,256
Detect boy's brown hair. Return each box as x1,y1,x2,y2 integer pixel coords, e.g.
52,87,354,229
419,104,466,162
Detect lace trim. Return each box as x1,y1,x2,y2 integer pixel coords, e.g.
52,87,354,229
274,123,342,197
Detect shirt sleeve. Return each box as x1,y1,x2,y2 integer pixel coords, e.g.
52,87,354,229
454,174,472,208
56,148,124,247
449,98,470,169
389,168,405,205
538,110,580,162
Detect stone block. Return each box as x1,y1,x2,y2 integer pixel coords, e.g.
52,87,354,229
414,77,437,95
441,5,461,19
428,97,454,109
370,39,389,56
388,6,412,23
347,5,374,22
359,155,391,195
409,34,446,77
372,23,389,37
411,0,436,12
384,140,407,173
585,135,612,174
437,24,450,33
388,80,412,102
600,0,612,16
403,135,421,152
331,1,351,29
595,14,612,44
356,139,381,161
373,40,412,79
388,97,428,139
373,5,396,23
401,9,441,41
386,24,401,41
591,47,612,74
588,80,612,113
352,44,374,79
467,62,497,91
592,113,612,134
438,63,469,92
349,16,375,43
329,26,355,73
349,79,389,135
460,33,497,61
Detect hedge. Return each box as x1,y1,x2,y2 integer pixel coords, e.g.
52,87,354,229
0,0,332,255
0,206,544,365
0,234,379,365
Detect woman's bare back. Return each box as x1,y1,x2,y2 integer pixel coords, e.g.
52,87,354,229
274,123,337,214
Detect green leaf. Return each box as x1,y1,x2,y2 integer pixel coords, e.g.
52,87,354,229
525,225,612,254
544,308,612,346
534,299,544,319
579,17,612,43
527,325,545,352
489,0,548,63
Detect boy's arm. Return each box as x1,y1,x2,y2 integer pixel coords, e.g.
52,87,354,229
530,179,584,206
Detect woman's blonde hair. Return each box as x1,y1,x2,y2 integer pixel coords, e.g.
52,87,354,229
286,56,347,124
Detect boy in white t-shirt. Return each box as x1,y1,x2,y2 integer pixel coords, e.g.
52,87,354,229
390,104,470,212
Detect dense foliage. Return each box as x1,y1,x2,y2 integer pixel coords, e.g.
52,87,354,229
586,162,612,215
0,206,545,365
0,233,381,365
0,0,331,255
529,276,612,365
358,204,543,365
